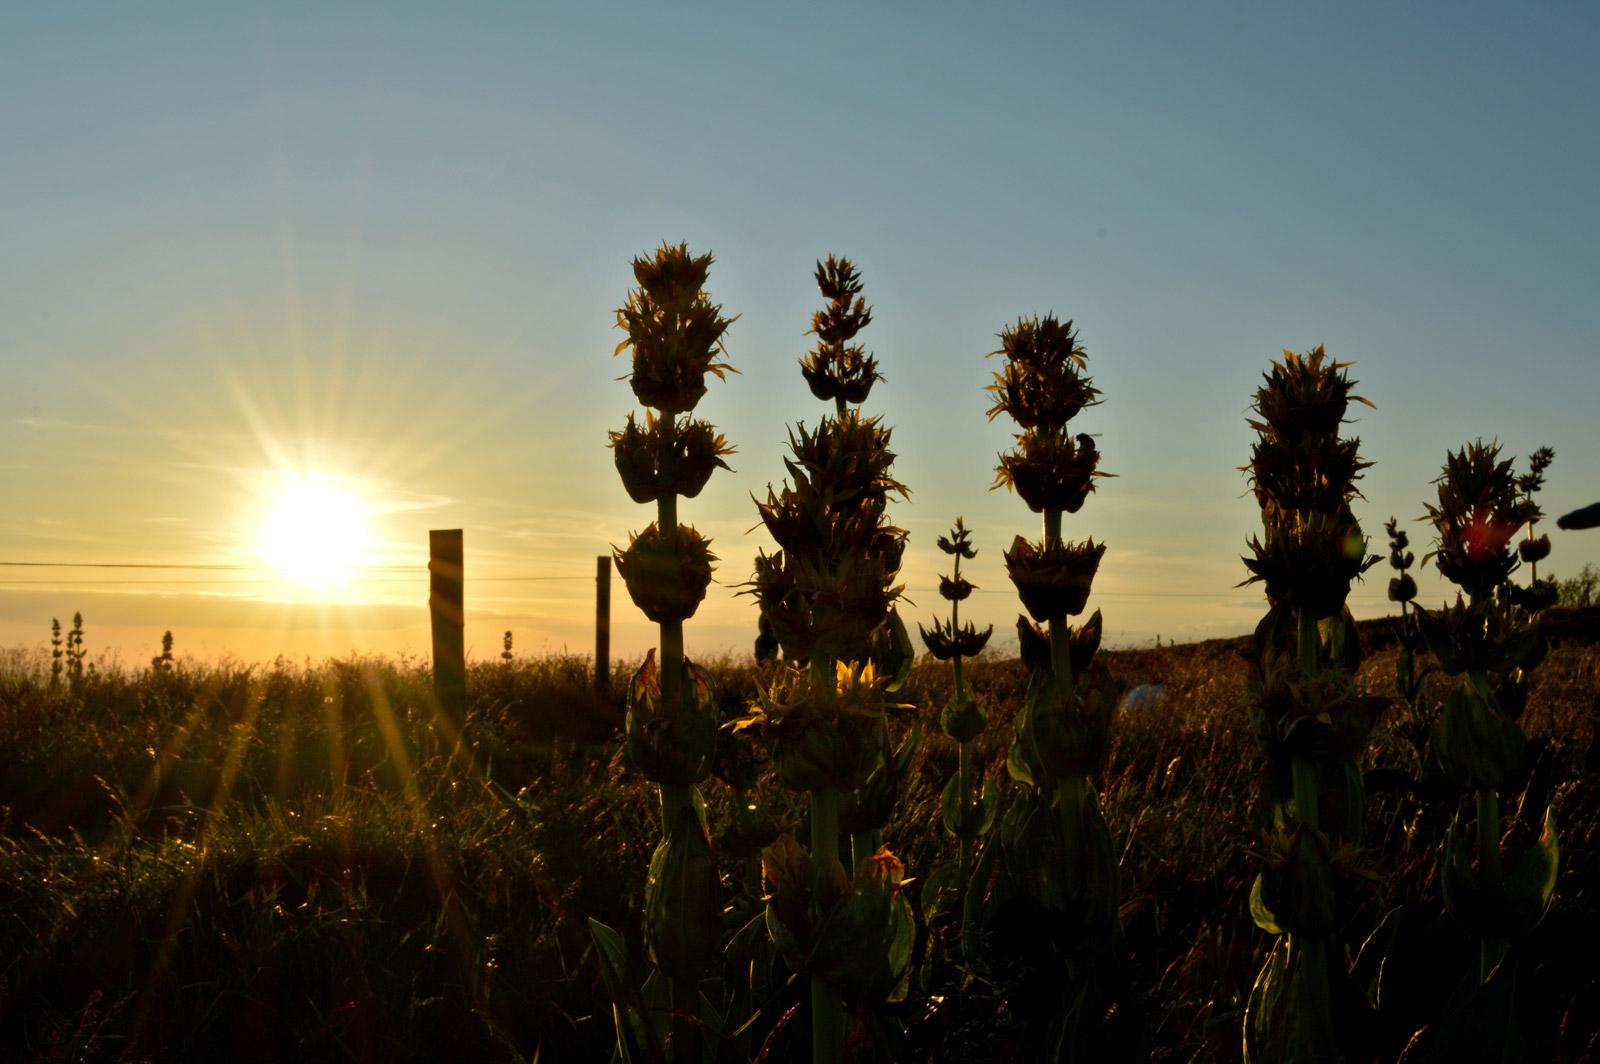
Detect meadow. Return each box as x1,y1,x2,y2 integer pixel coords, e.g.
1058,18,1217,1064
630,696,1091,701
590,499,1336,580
1,613,1596,1062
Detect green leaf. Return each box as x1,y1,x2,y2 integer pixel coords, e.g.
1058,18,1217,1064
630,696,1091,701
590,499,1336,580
1501,805,1558,935
960,831,1002,971
1244,938,1291,1064
1440,814,1486,936
876,607,915,692
1437,960,1531,1064
1250,872,1284,935
588,918,664,1064
919,858,962,925
1433,683,1524,791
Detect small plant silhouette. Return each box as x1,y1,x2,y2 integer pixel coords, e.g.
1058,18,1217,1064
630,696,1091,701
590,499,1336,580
150,631,174,675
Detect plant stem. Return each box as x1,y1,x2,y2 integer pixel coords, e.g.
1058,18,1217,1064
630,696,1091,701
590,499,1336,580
809,783,845,1063
1477,785,1505,982
1042,508,1075,697
1290,758,1320,832
1043,508,1062,551
1297,609,1320,679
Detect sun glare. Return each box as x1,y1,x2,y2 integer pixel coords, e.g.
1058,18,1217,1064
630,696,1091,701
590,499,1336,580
258,475,372,586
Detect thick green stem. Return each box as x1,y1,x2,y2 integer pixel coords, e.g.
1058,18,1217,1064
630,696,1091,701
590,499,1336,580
1291,757,1320,832
653,453,699,1062
660,783,693,835
657,482,683,705
851,828,881,871
1043,508,1075,697
1477,786,1505,982
1297,609,1321,679
809,784,845,1063
804,653,846,1060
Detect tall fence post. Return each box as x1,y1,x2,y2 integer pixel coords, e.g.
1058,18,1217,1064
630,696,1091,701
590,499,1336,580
595,553,611,691
429,529,466,723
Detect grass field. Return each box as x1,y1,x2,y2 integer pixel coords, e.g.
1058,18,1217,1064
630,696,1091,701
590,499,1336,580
1,617,1596,1062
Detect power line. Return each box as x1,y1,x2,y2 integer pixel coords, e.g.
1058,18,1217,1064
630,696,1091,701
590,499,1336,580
0,560,422,572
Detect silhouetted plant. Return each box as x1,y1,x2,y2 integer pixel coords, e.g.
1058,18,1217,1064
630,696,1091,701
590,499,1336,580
920,518,996,843
150,631,175,675
914,518,996,994
740,256,915,1062
593,242,736,1064
49,617,63,690
1383,517,1434,769
1239,347,1382,1062
970,314,1145,1058
1415,440,1560,1058
66,613,87,693
1513,445,1557,608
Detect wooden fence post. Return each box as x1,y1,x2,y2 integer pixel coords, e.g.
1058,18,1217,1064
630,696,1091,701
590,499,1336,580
595,554,611,691
429,529,466,723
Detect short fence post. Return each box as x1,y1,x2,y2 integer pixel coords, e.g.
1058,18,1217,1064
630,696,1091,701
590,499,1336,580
429,529,466,723
595,554,611,691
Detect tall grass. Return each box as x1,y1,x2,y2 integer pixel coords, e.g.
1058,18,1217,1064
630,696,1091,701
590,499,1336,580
1,635,1596,1060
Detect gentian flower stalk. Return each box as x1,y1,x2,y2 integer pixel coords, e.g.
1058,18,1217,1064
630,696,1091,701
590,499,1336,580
1239,347,1383,1061
1417,441,1560,1052
742,257,914,1062
980,314,1144,1056
605,242,735,1063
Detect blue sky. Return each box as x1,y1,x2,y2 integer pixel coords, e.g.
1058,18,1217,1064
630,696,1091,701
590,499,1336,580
2,3,1596,662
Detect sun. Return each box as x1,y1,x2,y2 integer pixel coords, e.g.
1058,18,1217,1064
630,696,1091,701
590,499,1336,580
257,474,372,586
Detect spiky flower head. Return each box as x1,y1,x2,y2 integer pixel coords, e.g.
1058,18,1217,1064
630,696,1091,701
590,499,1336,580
1243,512,1378,619
1247,347,1370,448
749,411,908,662
736,660,908,792
1241,347,1378,617
986,315,1098,431
800,256,881,406
614,523,716,624
1005,536,1105,622
609,412,734,504
615,242,735,414
995,431,1107,514
1517,445,1556,501
918,617,993,661
1245,348,1372,516
936,517,978,559
1424,441,1535,602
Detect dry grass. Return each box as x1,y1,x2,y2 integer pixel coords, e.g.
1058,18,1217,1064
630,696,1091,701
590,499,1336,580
0,630,1596,1061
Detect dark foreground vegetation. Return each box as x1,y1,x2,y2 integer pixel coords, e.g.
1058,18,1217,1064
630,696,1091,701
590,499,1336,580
1,618,1597,1062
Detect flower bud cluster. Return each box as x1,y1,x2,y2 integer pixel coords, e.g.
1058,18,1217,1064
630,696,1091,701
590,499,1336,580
1423,442,1534,605
799,256,881,407
988,315,1116,781
988,317,1106,516
760,836,915,1007
919,519,996,840
1241,348,1378,620
610,243,736,644
749,260,908,672
969,312,1137,1047
1237,349,1386,1059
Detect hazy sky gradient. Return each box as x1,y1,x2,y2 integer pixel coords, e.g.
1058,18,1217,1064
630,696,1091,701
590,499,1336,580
3,3,1597,664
